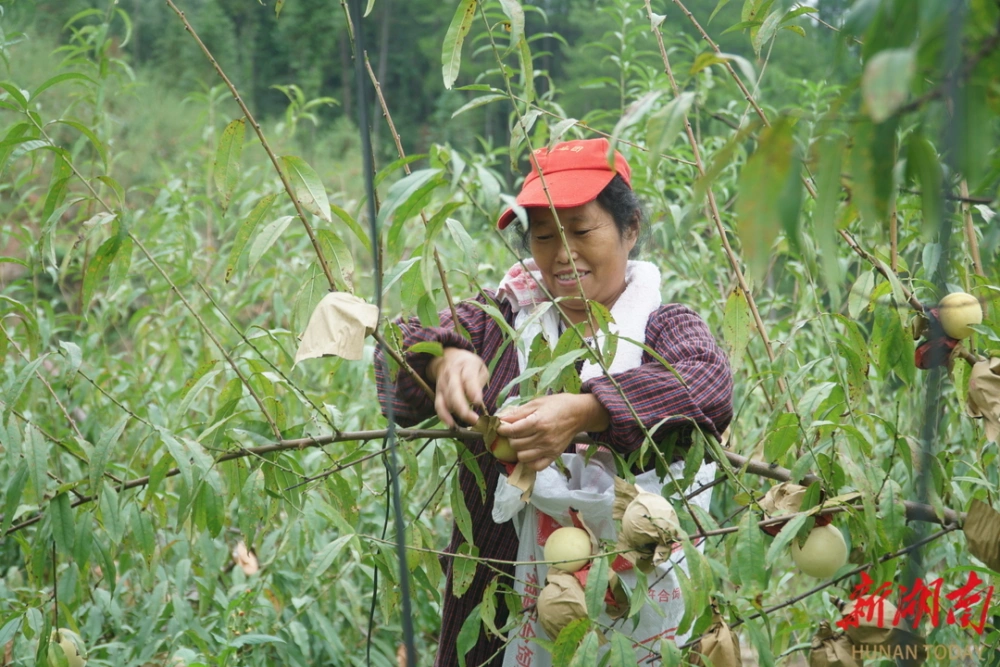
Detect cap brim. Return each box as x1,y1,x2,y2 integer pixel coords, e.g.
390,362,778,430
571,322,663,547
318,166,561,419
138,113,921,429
496,169,617,230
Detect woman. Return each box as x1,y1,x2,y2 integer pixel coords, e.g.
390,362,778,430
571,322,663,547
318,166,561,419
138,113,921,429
374,138,733,666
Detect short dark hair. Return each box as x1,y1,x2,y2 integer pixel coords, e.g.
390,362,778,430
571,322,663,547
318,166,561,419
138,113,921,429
514,174,647,259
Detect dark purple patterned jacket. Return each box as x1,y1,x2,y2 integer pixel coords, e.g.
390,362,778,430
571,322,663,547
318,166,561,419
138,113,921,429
374,290,733,667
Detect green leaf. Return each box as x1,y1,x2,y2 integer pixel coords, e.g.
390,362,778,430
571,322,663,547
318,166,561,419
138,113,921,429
451,94,507,119
445,217,479,277
213,118,245,212
99,481,124,544
745,617,776,667
4,355,47,417
608,91,662,166
306,534,354,581
49,492,75,554
509,108,541,168
517,37,534,105
814,135,844,306
330,202,373,254
752,10,783,55
52,118,107,167
452,543,478,598
364,0,376,17
230,633,286,648
735,511,767,589
584,554,609,619
849,118,897,226
316,228,353,292
82,234,122,310
456,602,482,667
645,92,695,169
40,153,72,225
722,286,753,371
442,0,478,90
569,630,599,666
905,132,943,241
552,617,591,659
547,117,579,148
479,576,502,638
953,78,989,185
24,425,49,501
735,116,801,278
408,341,443,356
226,193,276,282
763,412,799,462
378,168,441,226
498,0,525,48
1,463,28,536
450,473,475,547
862,48,914,123
89,414,129,492
709,0,731,23
247,215,294,274
274,0,285,17
765,512,809,567
130,503,156,559
281,155,332,223
661,637,683,666
606,631,639,667
374,154,428,189
383,169,445,260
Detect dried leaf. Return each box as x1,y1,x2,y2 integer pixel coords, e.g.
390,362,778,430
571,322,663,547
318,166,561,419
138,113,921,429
758,481,805,514
233,541,259,576
808,623,860,667
689,609,742,667
471,415,501,445
537,570,587,641
966,358,1000,442
612,476,640,520
294,292,379,363
508,461,536,502
963,498,1000,572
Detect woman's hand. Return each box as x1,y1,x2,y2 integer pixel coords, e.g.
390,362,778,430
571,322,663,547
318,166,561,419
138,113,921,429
426,347,489,428
496,393,611,471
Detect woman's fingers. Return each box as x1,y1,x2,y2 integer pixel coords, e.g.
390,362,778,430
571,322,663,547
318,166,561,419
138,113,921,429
431,351,489,427
513,448,555,471
496,412,538,440
434,392,456,428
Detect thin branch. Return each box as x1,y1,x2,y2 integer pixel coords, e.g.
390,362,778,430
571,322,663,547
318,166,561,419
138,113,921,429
4,427,963,537
645,0,795,417
671,0,929,316
363,53,463,332
163,0,338,293
900,187,995,206
503,93,698,167
674,523,961,652
890,200,899,272
22,121,283,440
0,323,84,441
164,0,437,405
10,409,122,484
959,180,985,277
895,17,1000,116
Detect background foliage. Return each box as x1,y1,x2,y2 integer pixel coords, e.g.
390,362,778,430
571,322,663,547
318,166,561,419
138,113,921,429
0,0,999,665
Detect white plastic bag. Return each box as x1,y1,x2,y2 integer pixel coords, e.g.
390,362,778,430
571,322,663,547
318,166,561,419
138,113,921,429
494,451,717,666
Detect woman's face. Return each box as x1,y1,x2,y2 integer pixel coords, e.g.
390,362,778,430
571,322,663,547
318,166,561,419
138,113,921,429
528,200,637,323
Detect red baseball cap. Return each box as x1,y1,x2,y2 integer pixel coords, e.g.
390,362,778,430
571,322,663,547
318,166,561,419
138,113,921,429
496,138,632,230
